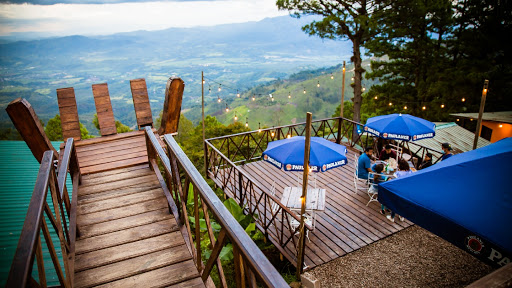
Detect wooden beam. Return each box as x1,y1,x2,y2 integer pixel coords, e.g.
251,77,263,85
5,98,57,163
130,78,153,129
92,83,117,136
56,87,81,141
466,263,512,288
296,112,312,279
158,77,184,135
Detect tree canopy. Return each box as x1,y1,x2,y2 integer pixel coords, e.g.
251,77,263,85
44,114,93,141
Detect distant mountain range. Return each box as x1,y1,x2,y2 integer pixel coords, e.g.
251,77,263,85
0,15,352,134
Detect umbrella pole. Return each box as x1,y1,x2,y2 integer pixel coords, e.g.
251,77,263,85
296,112,312,279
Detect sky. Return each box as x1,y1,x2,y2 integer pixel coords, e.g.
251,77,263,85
0,0,289,37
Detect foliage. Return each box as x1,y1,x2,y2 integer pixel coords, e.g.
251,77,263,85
276,0,381,125
0,128,22,140
92,114,133,134
365,0,512,121
44,114,93,141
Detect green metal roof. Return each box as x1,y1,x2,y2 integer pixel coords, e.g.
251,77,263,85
0,140,69,287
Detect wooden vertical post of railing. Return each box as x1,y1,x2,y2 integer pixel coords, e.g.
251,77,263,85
158,77,185,135
6,98,58,163
233,246,245,288
238,170,243,203
35,236,46,287
296,112,312,279
340,61,346,118
193,186,202,272
145,132,156,170
336,118,343,144
201,203,228,287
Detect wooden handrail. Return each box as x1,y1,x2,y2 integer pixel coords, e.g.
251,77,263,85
7,139,81,287
144,127,288,288
6,151,54,287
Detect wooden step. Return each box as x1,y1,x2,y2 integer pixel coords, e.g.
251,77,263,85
77,188,164,215
74,232,185,272
78,208,172,239
80,156,149,175
94,257,200,288
78,182,162,205
78,174,158,196
75,219,178,254
74,245,193,288
77,197,168,226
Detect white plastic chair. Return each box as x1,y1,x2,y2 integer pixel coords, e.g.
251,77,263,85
269,181,279,215
290,208,315,242
353,154,368,194
367,172,388,206
389,143,403,161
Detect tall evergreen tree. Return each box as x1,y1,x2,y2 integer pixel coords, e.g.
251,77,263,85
276,0,379,128
364,0,454,120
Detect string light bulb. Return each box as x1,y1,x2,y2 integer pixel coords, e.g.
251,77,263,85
343,66,346,72
404,105,408,110
362,87,366,92
218,84,222,92
236,89,240,97
351,77,354,81
271,126,275,137
441,104,445,108
217,96,221,103
374,96,378,100
330,74,334,79
422,106,426,110
456,118,460,122
252,95,255,101
287,134,291,139
484,88,488,93
245,118,249,127
499,124,503,128
462,98,466,102
317,81,320,87
288,92,291,99
234,113,238,121
258,122,261,133
202,80,205,84
389,102,393,106
225,104,229,112
303,87,306,94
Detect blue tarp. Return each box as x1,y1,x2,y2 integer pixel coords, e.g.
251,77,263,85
379,137,512,268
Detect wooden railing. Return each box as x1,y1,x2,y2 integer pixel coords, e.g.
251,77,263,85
204,117,444,267
6,138,81,287
144,127,288,288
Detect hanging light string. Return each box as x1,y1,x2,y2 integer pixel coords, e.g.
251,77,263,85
372,95,449,111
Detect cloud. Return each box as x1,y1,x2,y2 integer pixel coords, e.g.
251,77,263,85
0,0,289,37
0,0,212,5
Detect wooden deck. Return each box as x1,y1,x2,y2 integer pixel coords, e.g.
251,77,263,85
72,133,204,288
233,149,413,270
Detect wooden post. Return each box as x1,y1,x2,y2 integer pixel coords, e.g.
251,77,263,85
296,112,312,279
158,77,185,135
473,79,489,150
202,71,207,176
340,61,346,118
6,98,58,163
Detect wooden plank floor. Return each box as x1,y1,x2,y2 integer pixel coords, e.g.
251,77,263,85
73,137,204,287
75,131,150,175
222,149,413,270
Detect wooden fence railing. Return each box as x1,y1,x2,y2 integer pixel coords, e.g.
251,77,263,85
6,138,81,288
144,127,288,288
204,117,444,267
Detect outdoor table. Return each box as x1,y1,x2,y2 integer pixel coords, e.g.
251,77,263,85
281,186,326,211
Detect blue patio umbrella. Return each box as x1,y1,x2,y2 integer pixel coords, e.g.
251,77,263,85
364,113,436,141
262,136,348,173
378,137,512,268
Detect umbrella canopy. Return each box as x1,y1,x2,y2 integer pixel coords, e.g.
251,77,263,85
364,113,436,141
378,137,512,268
262,136,348,173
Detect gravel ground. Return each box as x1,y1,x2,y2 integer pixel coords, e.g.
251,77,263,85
306,225,494,288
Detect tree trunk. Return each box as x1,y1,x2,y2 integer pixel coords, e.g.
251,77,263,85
352,38,363,142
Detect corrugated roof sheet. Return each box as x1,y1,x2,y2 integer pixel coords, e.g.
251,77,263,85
413,122,491,156
0,140,69,287
450,111,512,124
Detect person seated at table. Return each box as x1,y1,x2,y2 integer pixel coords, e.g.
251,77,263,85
357,147,374,180
441,143,453,161
419,153,433,170
379,144,397,161
393,158,413,178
